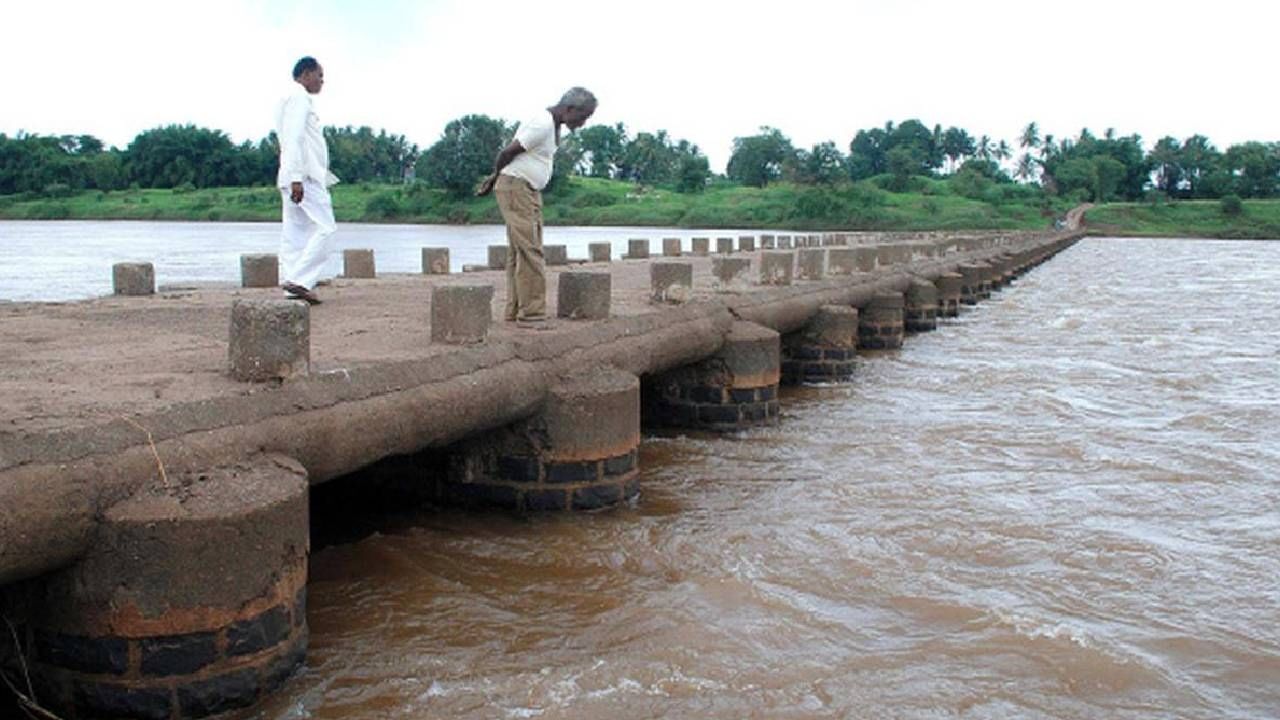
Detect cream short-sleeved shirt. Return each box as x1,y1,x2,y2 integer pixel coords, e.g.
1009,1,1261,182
500,111,557,191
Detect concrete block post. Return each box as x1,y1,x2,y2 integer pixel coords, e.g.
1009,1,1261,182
650,261,693,304
545,245,568,266
716,237,734,254
557,271,611,320
827,248,857,276
976,262,995,298
422,247,450,274
935,272,963,317
777,235,793,249
691,237,711,256
487,245,508,270
759,251,794,286
662,237,682,257
796,248,827,281
112,262,155,296
343,248,376,278
957,264,982,305
760,234,776,249
711,256,752,291
441,368,642,511
240,254,279,288
905,278,940,333
738,235,756,252
643,320,781,432
782,304,859,384
9,455,311,720
228,299,310,382
627,238,650,259
589,242,612,262
430,284,493,344
858,292,905,350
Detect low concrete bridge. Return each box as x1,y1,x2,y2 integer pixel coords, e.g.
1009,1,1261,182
0,228,1080,719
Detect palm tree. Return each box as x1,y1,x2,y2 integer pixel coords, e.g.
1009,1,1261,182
995,140,1013,164
976,135,993,162
1019,122,1041,152
1015,153,1037,183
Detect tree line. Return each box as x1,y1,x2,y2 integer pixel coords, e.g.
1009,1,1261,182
2,117,1276,204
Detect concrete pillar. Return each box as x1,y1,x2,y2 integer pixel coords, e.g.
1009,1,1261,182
112,262,155,296
442,368,641,511
557,271,610,320
782,305,858,384
777,235,793,249
715,237,734,254
228,300,309,382
905,278,939,333
650,261,693,304
859,292,905,349
430,284,493,344
759,251,794,286
691,237,710,256
422,247,450,274
486,245,508,271
662,237,682,257
935,272,963,317
589,242,612,263
975,261,994,299
760,234,776,249
644,321,780,432
738,236,756,252
711,256,751,291
344,249,376,278
796,248,827,281
627,238,650,259
827,248,857,276
5,454,309,720
957,264,983,305
545,245,568,266
240,254,279,288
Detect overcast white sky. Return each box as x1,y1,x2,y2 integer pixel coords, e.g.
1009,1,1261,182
2,0,1274,173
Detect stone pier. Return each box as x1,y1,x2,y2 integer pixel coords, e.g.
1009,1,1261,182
438,369,641,511
904,279,939,333
935,272,963,317
858,292,905,350
782,305,859,384
644,321,780,432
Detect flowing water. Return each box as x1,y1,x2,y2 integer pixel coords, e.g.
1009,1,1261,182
239,237,1280,719
0,220,773,302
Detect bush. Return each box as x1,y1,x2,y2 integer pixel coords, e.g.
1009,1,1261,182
1220,194,1243,216
364,191,402,219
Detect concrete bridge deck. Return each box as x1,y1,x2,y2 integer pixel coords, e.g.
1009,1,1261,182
0,228,1082,719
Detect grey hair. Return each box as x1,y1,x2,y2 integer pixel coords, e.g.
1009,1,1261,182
558,86,597,111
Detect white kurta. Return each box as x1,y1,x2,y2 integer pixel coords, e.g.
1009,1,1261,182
276,86,339,290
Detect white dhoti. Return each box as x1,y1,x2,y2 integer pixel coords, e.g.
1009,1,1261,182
279,178,336,290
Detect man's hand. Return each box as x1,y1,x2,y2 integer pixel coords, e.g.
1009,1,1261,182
290,182,304,204
475,174,497,197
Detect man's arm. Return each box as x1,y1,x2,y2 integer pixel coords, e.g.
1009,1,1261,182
476,140,526,196
279,95,309,203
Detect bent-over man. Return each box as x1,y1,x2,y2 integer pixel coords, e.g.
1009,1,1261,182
276,56,339,304
477,87,597,326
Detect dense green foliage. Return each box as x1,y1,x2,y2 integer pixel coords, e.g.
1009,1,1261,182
3,111,1276,232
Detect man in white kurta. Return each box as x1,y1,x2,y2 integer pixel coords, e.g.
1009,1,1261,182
276,56,339,304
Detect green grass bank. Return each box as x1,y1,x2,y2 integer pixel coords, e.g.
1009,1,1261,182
1,177,1276,238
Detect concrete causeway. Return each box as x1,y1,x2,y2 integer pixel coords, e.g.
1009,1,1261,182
0,228,1081,719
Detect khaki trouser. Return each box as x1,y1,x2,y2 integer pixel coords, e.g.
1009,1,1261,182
495,174,546,320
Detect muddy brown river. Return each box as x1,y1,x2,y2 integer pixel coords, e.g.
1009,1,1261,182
16,235,1272,719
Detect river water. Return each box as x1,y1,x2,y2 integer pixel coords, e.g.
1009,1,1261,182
235,237,1277,719
0,220,773,302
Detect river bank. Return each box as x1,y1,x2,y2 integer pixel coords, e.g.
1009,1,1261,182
0,176,1065,231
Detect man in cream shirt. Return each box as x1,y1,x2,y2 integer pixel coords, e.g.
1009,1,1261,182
276,56,339,304
477,87,596,326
